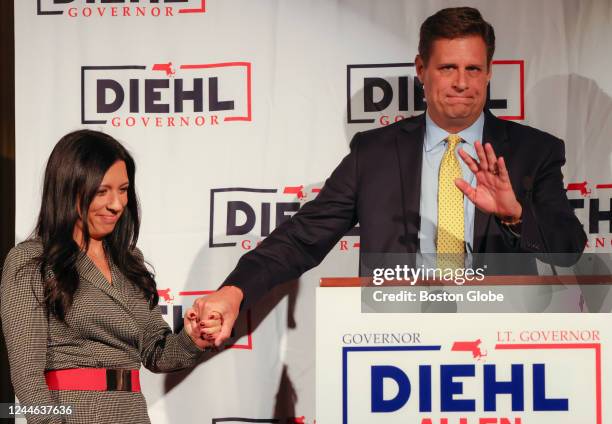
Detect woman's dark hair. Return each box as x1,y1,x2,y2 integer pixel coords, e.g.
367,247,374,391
34,129,158,320
419,7,496,67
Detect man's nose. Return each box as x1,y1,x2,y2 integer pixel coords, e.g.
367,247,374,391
453,69,468,90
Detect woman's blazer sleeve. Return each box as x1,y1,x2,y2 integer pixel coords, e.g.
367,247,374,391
139,305,205,373
132,248,205,373
1,243,63,424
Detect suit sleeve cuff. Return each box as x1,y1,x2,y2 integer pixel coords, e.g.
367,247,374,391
220,261,262,310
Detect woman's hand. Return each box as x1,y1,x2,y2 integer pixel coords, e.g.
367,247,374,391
183,308,223,350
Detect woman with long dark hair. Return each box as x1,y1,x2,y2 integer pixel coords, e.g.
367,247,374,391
1,130,219,423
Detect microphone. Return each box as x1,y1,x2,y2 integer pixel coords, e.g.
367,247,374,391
522,176,558,276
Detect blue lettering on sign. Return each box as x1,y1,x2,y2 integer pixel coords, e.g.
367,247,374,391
367,363,569,413
342,345,442,424
484,364,525,411
419,365,432,412
533,363,569,411
440,365,476,412
370,366,411,412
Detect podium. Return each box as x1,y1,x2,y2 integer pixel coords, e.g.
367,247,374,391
316,277,612,424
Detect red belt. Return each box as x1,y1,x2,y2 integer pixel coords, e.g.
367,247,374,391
45,368,141,392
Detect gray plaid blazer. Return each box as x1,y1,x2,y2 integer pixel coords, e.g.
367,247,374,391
1,240,205,423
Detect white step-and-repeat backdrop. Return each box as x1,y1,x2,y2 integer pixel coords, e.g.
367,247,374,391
14,1,612,422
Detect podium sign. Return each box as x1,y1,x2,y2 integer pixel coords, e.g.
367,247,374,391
316,286,611,424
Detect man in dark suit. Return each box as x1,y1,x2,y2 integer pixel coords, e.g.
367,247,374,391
195,7,586,344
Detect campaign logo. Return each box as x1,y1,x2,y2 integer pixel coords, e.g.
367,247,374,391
342,336,601,423
346,60,524,126
158,288,253,350
566,181,612,250
37,0,206,17
208,186,360,251
81,62,251,127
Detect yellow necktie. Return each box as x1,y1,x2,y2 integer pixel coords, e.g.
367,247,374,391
437,134,464,269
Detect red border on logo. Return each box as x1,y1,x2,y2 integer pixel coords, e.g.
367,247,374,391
179,0,206,14
180,62,252,122
179,290,253,350
496,343,601,423
492,60,525,121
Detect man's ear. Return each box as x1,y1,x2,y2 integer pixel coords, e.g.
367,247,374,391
415,54,424,81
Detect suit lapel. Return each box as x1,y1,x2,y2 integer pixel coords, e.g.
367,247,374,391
473,110,508,253
396,115,425,253
76,251,133,315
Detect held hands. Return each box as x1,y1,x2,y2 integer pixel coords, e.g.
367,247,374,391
192,285,243,347
183,308,223,350
456,141,522,222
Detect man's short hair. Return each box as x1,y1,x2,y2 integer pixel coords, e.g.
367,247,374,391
418,7,495,66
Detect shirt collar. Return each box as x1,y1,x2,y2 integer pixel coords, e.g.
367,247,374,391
424,111,485,152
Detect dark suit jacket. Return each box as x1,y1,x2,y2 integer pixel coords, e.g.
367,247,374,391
222,111,586,307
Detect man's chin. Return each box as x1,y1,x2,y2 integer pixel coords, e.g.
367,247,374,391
443,107,481,122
